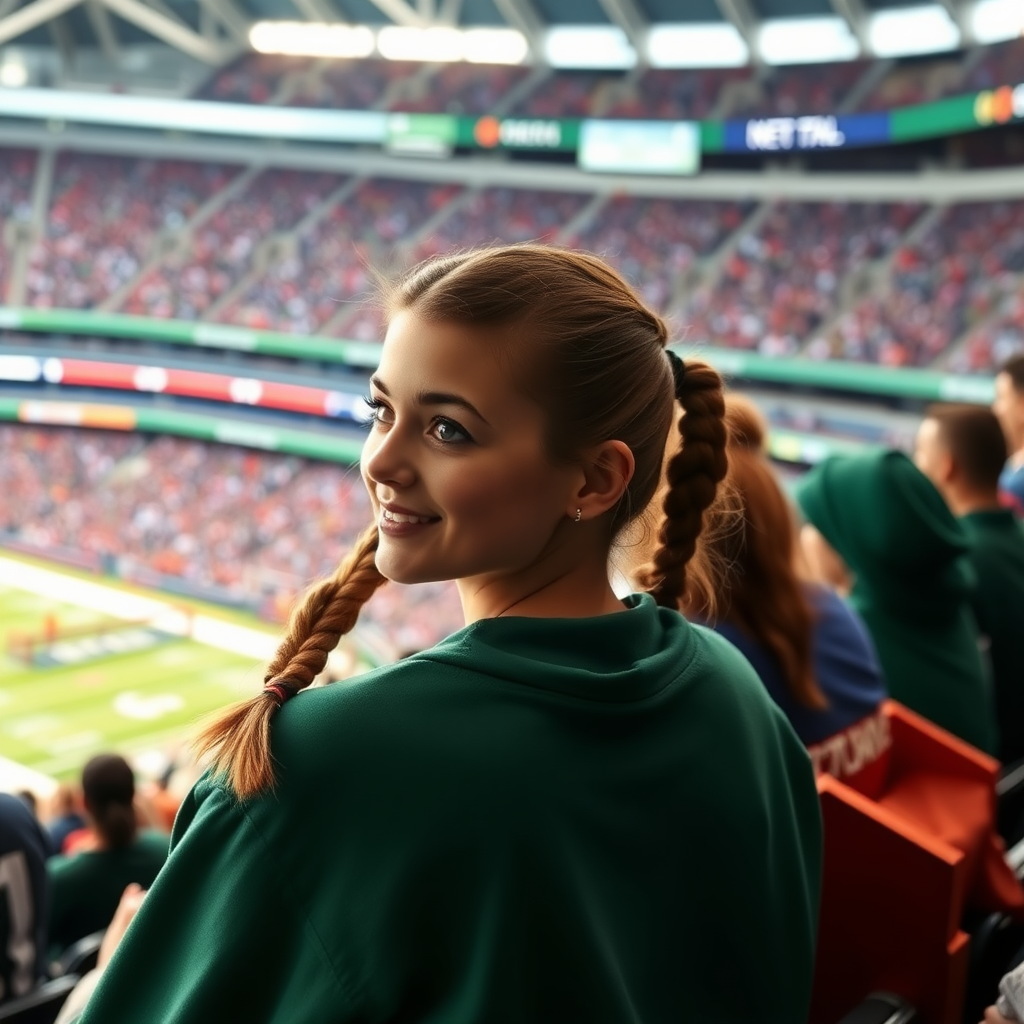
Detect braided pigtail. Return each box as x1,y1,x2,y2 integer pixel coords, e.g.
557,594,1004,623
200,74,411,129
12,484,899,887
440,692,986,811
194,524,386,800
639,357,729,610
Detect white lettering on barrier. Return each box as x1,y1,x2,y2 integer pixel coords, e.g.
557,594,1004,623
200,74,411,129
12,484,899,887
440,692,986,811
809,709,891,781
745,115,846,151
499,120,562,148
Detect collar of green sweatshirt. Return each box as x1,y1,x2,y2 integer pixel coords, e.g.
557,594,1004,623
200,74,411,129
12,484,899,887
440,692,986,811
796,448,974,620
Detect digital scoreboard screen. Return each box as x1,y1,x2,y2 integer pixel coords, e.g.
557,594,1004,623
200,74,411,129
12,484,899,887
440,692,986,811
577,120,701,175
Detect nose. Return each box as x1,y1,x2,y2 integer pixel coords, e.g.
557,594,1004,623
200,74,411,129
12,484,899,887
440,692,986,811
362,422,417,492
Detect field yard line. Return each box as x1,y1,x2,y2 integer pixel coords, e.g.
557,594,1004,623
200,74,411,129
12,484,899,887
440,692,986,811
1,557,279,661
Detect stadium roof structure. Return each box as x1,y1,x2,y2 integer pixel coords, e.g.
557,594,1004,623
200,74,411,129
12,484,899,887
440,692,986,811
0,0,991,72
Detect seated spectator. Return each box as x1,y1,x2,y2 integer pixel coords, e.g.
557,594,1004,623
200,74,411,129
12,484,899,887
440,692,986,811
0,793,49,1004
53,884,147,1024
993,354,1024,514
915,403,1024,764
46,784,86,857
47,755,168,956
796,448,997,754
685,395,889,795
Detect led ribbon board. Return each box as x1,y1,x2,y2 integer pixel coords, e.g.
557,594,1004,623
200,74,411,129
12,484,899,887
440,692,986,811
0,81,1021,161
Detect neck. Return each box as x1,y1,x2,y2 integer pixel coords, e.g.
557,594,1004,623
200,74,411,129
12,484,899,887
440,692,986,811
947,488,1001,517
457,535,625,624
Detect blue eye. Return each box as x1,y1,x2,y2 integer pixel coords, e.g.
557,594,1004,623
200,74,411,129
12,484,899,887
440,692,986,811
432,418,472,444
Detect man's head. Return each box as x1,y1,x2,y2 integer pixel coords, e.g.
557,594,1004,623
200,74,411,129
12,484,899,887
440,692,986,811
914,403,1007,514
993,354,1024,455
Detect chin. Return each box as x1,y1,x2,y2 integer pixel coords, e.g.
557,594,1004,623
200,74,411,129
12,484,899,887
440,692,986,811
374,547,447,586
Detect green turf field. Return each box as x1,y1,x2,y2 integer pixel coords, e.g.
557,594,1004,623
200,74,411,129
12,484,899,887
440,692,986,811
0,582,266,780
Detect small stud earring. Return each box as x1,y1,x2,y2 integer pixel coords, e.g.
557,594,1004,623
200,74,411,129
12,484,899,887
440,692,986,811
574,508,582,523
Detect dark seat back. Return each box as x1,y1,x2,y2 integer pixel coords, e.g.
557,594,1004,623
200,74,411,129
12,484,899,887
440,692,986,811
0,976,79,1024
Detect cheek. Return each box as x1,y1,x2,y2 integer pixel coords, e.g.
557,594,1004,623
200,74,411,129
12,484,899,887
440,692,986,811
438,450,567,554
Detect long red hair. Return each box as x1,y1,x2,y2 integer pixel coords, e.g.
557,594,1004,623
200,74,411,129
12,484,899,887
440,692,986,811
685,395,826,710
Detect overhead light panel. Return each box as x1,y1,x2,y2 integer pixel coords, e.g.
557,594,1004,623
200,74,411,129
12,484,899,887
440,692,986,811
462,28,529,65
867,5,961,57
377,26,527,64
543,26,637,70
971,0,1024,44
646,23,749,68
378,26,463,62
758,17,860,64
249,21,375,58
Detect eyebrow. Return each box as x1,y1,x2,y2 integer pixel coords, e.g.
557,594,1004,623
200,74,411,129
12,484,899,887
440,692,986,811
370,376,491,426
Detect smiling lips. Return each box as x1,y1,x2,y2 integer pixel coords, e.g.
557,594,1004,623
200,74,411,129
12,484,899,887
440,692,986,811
379,503,441,536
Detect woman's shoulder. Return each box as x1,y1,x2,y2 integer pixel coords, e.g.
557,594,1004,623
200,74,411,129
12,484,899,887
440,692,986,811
683,621,796,730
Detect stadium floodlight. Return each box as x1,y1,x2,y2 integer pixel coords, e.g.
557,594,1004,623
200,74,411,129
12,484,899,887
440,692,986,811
758,17,860,64
462,28,529,65
646,23,749,68
249,21,375,58
377,26,463,62
543,26,637,69
0,58,28,87
867,5,961,57
971,0,1024,44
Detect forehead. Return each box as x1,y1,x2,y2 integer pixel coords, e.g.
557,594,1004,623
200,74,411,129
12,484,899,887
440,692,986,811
916,417,943,449
377,310,538,422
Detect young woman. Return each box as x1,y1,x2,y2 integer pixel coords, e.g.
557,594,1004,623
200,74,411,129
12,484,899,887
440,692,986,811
687,396,890,796
79,246,821,1024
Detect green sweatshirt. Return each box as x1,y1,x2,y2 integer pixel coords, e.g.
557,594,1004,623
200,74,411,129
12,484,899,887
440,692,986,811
962,508,1024,764
80,594,821,1024
797,449,997,754
48,830,169,956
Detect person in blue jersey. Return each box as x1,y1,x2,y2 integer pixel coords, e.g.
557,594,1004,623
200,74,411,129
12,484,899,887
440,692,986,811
993,354,1024,515
0,792,49,1005
79,246,821,1024
683,395,890,796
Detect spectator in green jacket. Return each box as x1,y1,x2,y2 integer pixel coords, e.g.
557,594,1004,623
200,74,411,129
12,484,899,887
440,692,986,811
915,403,1024,764
797,448,997,754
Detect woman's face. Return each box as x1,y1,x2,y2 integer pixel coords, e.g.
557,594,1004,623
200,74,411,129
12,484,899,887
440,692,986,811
360,311,580,586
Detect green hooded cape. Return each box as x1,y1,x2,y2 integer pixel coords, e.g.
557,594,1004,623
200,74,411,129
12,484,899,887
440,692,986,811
796,449,996,754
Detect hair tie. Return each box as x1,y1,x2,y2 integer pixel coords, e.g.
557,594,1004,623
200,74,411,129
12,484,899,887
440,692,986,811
665,349,687,394
263,680,299,705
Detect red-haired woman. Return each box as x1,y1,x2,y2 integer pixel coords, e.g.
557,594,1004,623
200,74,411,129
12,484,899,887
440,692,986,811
686,395,890,797
79,247,821,1024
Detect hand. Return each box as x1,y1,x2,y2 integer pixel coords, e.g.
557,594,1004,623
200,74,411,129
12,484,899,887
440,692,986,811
97,883,147,969
982,1005,1017,1024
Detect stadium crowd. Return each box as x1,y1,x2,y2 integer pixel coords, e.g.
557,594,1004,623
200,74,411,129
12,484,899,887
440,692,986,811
7,142,1024,370
221,177,461,334
814,200,1024,367
120,168,343,321
0,426,465,652
680,201,923,356
25,155,238,311
0,148,36,300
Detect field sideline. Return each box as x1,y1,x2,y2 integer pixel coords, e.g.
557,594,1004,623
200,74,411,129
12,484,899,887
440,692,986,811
0,580,267,783
0,551,383,788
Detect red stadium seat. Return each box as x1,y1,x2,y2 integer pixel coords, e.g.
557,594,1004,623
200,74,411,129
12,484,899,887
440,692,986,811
812,700,1024,1024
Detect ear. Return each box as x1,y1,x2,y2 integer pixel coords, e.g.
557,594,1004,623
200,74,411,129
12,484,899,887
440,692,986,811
938,450,957,487
570,440,635,523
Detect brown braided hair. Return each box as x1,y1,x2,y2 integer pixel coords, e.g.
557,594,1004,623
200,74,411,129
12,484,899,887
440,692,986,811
194,524,385,797
635,362,730,609
199,244,729,799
